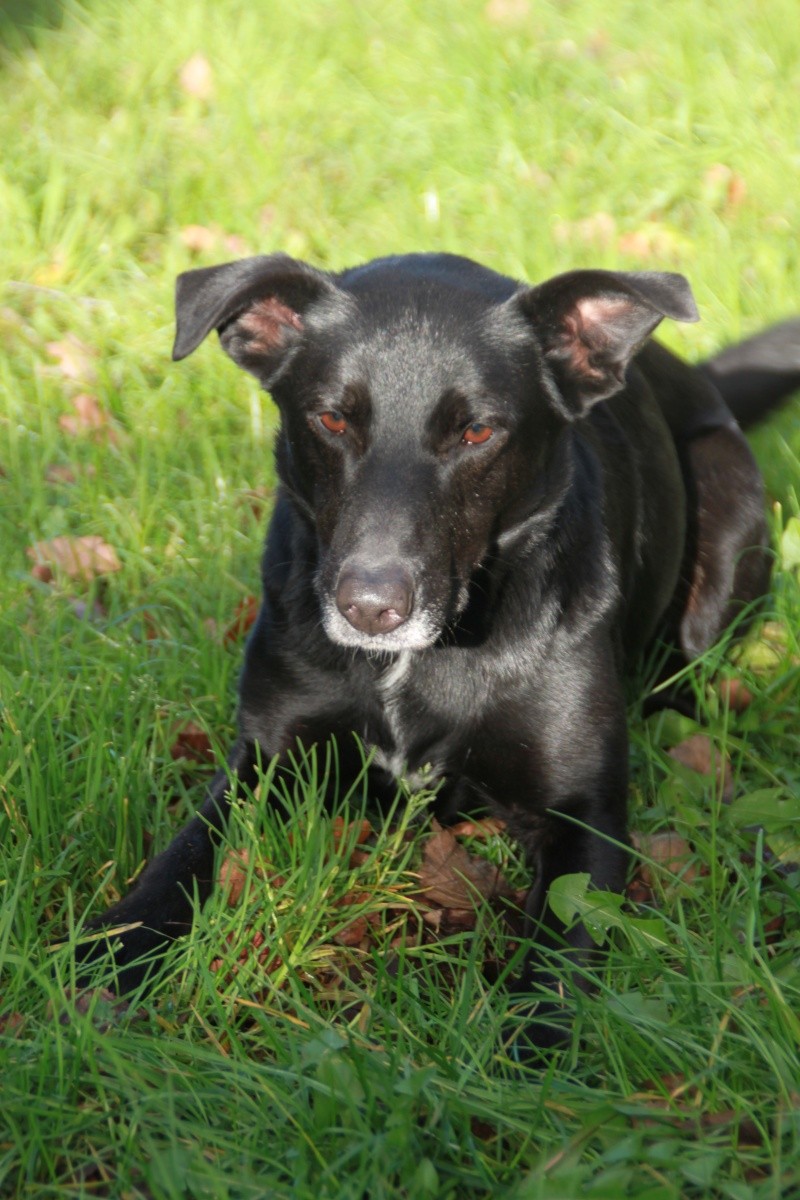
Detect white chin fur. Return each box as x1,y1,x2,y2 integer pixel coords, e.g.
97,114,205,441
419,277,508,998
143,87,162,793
321,604,441,652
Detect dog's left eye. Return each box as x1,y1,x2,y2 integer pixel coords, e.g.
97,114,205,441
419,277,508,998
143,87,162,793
461,422,493,446
319,410,348,435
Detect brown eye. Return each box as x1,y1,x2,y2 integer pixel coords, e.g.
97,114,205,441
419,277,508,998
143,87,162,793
319,410,348,435
462,422,493,446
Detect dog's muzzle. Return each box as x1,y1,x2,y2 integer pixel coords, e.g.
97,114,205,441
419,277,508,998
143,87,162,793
335,563,414,637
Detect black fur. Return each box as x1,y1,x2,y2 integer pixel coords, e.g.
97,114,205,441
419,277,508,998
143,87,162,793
76,252,799,1053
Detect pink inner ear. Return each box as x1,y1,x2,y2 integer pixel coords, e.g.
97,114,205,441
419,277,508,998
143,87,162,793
238,296,304,352
563,295,635,381
574,295,633,332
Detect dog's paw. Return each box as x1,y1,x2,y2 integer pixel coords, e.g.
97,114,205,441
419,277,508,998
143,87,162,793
74,915,171,993
499,967,577,1066
73,885,195,993
500,997,573,1066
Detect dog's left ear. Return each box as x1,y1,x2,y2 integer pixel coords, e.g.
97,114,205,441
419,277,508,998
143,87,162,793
517,270,699,414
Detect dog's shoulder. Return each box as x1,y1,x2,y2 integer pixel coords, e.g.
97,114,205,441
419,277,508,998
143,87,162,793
630,340,736,440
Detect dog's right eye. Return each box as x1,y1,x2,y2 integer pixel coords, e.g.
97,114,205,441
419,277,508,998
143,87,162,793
461,422,493,446
318,410,348,435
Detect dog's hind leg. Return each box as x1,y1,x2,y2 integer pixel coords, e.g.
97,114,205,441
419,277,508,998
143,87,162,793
678,423,770,661
74,738,259,992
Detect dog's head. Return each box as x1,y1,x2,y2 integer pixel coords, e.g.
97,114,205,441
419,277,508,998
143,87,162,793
174,252,696,652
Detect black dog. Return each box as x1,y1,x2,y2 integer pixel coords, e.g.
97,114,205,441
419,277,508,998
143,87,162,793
77,252,799,1049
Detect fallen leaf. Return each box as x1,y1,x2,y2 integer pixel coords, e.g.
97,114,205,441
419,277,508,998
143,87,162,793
702,163,747,211
211,928,282,979
27,535,121,582
178,53,214,100
418,826,512,909
180,224,218,253
259,205,278,232
169,720,215,765
69,597,108,622
484,0,531,22
222,595,259,643
223,233,249,256
554,212,617,248
219,849,257,906
51,988,145,1032
717,677,754,712
180,224,249,257
617,223,688,261
45,464,78,485
333,914,370,947
236,486,273,521
585,29,610,58
470,1116,496,1141
58,393,111,437
631,831,698,890
449,817,506,839
0,1012,25,1036
668,733,733,802
331,817,373,849
46,337,97,383
422,906,479,933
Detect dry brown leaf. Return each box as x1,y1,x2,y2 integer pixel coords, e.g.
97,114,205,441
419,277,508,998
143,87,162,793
668,733,733,801
448,817,506,839
418,826,512,909
702,163,747,211
180,224,218,253
331,817,373,849
259,205,278,232
334,915,370,947
222,595,259,644
52,988,145,1032
210,927,282,979
0,1011,25,1036
59,393,110,437
178,53,214,100
46,337,97,383
554,212,617,248
617,223,686,261
223,233,248,256
27,535,121,582
717,677,754,712
485,0,530,23
45,464,79,485
218,849,259,906
180,224,249,257
169,720,215,765
631,831,698,889
333,897,381,950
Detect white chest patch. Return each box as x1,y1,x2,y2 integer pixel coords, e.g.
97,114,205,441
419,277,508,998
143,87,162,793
370,652,442,789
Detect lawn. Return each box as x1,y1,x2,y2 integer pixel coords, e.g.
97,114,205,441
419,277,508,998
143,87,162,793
1,0,799,1196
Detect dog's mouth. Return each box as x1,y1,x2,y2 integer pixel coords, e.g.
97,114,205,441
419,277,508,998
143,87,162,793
321,602,444,652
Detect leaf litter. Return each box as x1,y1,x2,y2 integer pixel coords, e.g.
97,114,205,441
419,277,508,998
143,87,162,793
212,815,525,1003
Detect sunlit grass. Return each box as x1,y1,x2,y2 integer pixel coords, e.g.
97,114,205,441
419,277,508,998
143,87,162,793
1,0,799,1195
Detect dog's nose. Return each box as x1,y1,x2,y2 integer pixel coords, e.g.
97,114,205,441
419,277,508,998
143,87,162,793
336,565,414,636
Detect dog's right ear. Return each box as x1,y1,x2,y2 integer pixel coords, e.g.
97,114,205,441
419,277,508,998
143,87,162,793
172,254,340,385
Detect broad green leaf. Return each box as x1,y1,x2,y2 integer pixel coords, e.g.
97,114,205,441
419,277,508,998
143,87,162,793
780,515,800,571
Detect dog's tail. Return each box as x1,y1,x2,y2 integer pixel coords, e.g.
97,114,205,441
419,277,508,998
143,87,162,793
700,318,800,429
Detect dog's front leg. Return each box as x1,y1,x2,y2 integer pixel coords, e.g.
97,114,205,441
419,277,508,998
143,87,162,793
501,686,630,1057
505,809,629,1058
75,738,259,991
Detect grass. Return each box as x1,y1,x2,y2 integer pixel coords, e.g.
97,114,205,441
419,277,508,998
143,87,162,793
1,0,799,1195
